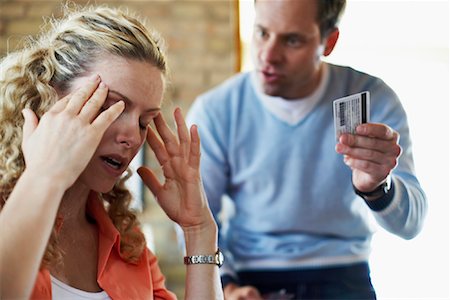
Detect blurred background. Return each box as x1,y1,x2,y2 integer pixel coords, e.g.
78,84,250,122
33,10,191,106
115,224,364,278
1,0,448,299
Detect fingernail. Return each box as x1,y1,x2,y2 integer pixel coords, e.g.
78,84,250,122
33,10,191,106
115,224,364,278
343,155,350,165
116,100,125,108
99,82,107,89
356,125,365,134
346,134,354,145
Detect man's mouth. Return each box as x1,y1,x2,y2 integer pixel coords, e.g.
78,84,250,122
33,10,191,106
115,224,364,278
261,70,282,83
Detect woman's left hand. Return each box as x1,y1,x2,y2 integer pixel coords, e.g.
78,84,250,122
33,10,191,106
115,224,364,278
137,108,214,231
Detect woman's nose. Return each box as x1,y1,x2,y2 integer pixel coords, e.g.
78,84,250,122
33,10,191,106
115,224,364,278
116,120,142,149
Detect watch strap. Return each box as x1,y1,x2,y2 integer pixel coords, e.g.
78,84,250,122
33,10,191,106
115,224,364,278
354,179,395,211
184,249,223,267
363,181,395,211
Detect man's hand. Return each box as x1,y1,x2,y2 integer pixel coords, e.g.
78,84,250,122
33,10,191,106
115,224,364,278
224,283,263,300
335,123,402,193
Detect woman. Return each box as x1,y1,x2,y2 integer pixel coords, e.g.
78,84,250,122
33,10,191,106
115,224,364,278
0,5,222,299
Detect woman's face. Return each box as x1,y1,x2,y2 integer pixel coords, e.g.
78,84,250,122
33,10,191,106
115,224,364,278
66,54,164,193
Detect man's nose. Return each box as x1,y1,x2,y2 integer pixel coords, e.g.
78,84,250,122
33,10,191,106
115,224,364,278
260,38,282,65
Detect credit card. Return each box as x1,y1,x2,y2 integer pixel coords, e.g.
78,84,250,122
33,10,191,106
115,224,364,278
333,91,370,141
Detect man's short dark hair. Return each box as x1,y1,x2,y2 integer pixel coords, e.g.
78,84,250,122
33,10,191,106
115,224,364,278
253,0,346,38
317,0,346,37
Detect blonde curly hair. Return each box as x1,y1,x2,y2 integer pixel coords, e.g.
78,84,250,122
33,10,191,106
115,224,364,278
0,5,167,266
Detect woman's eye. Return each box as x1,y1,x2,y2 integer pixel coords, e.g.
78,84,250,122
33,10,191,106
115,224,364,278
139,114,158,131
139,119,152,131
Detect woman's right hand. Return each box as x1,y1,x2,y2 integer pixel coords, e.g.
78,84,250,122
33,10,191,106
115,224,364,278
21,74,124,188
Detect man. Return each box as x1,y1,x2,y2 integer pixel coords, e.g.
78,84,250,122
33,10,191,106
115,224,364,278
187,0,427,299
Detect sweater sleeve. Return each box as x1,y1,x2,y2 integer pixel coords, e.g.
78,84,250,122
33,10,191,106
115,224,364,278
371,175,427,239
365,79,427,239
186,96,229,222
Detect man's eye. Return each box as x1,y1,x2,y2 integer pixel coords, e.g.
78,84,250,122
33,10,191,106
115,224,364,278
255,27,268,39
286,37,302,47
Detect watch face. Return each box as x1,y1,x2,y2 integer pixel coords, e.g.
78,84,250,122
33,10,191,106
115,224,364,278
216,249,224,267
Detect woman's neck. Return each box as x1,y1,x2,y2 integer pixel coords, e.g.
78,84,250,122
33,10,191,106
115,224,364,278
58,181,92,226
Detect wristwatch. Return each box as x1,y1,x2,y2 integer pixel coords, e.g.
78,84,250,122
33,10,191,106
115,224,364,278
353,176,392,201
184,248,224,267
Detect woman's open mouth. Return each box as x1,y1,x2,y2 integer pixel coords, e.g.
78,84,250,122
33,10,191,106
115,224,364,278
100,155,127,177
101,156,123,170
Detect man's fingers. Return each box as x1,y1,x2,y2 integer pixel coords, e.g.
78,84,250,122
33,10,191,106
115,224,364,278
240,286,263,299
338,134,402,157
344,156,391,180
356,123,399,141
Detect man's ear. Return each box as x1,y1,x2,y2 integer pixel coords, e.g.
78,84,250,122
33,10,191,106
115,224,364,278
323,28,340,56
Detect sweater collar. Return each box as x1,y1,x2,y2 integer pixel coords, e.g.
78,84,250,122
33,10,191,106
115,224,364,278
252,63,330,126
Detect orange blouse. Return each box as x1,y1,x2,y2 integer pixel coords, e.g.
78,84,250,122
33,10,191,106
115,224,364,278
30,192,177,299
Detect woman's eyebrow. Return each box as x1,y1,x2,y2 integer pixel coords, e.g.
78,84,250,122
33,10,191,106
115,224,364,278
108,90,160,112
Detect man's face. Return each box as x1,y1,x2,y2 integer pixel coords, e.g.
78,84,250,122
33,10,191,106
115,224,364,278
252,0,325,99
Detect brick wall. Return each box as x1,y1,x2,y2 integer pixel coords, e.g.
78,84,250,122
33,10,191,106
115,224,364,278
0,0,239,297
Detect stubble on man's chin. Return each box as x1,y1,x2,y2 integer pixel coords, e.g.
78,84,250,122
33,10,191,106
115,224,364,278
259,80,279,97
262,85,288,99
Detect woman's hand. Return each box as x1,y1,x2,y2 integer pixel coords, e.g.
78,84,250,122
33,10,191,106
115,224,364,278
21,74,124,188
138,108,214,231
138,108,222,299
2,75,124,299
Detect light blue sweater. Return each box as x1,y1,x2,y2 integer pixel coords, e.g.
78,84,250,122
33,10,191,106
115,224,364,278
187,63,427,277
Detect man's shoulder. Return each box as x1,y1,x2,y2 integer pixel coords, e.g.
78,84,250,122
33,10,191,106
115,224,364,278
327,63,380,80
198,72,253,103
326,63,392,95
326,63,401,119
187,72,254,124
